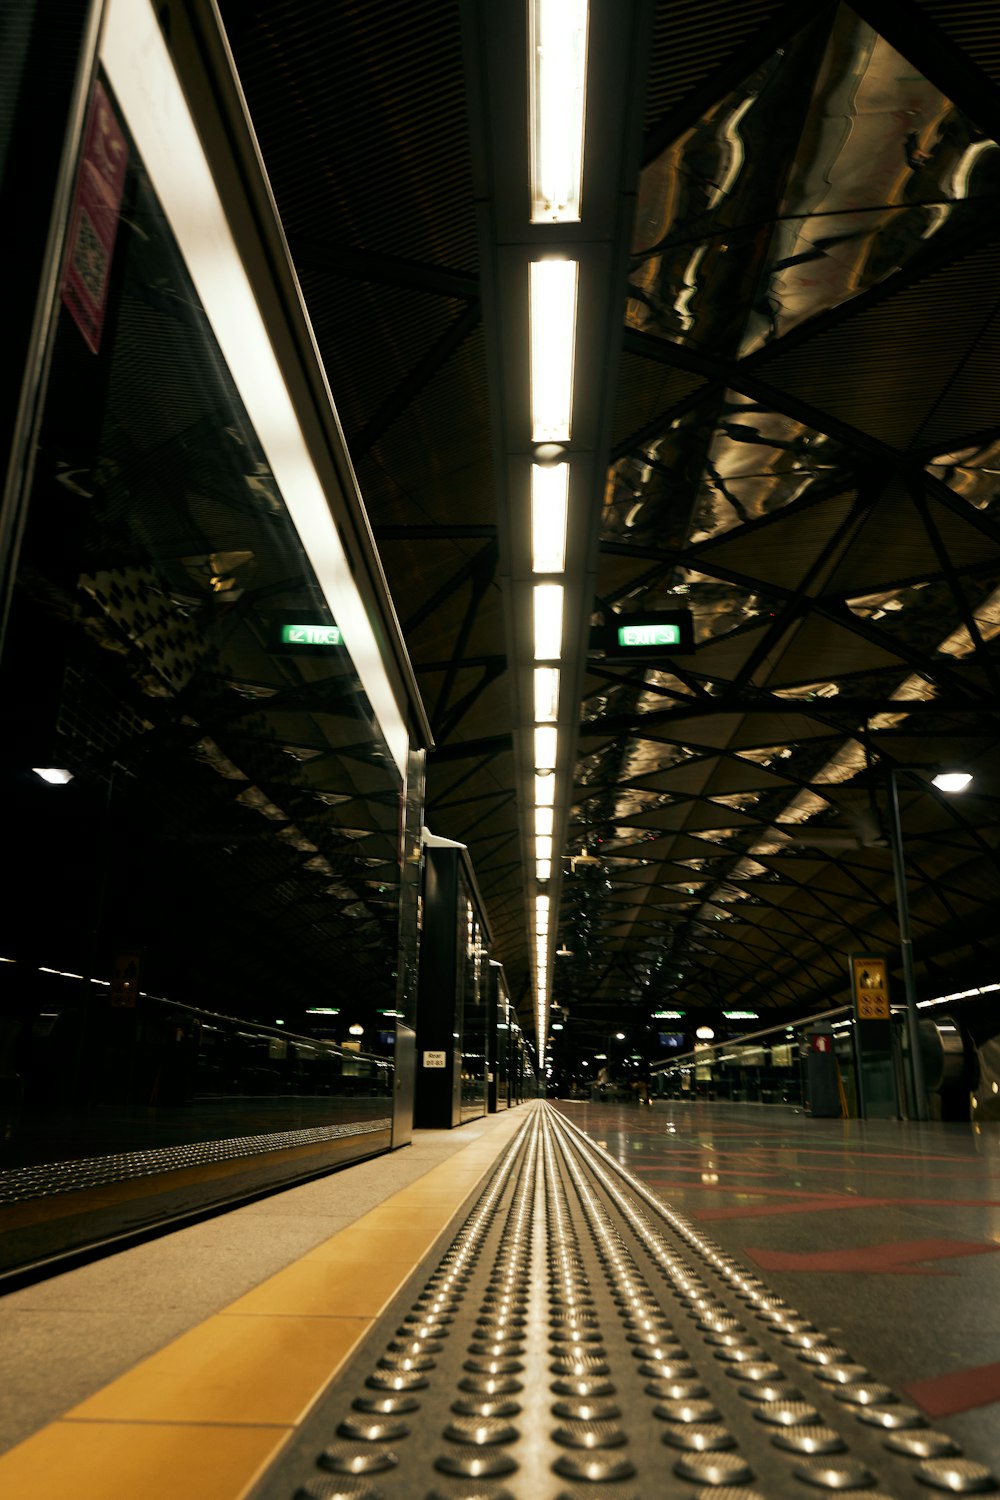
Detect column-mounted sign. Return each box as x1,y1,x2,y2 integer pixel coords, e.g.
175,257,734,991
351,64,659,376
110,949,142,1008
850,954,891,1021
589,611,694,660
422,1050,447,1069
849,953,896,1119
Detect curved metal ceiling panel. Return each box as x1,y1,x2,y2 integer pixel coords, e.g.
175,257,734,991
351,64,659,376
218,0,1000,1051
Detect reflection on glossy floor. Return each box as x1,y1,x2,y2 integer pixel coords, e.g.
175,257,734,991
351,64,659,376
555,1098,1000,1461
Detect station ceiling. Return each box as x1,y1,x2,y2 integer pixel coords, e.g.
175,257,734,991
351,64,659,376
217,0,1000,1048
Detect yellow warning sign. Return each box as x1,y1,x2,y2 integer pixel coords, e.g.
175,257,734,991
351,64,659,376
850,955,890,1021
110,949,141,1009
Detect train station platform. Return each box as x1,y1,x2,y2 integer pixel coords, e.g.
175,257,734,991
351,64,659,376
1,1100,998,1499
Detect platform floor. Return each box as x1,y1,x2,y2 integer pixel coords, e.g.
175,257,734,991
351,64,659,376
556,1099,1000,1463
0,1099,997,1498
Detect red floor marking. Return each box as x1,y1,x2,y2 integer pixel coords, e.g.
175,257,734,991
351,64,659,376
905,1361,1000,1417
716,1146,983,1165
695,1195,886,1221
747,1238,1000,1276
694,1193,1000,1221
641,1159,1000,1183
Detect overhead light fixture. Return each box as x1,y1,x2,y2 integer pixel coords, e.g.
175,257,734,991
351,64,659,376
529,0,588,223
32,767,73,785
534,665,560,721
537,857,552,880
529,259,578,442
535,773,556,806
531,462,569,572
932,770,973,793
533,581,564,659
537,835,553,861
534,725,558,770
535,806,554,838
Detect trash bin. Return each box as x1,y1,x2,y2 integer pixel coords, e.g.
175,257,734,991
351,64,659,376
806,1028,840,1117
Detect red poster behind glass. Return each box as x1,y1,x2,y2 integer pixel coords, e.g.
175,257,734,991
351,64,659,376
61,81,128,354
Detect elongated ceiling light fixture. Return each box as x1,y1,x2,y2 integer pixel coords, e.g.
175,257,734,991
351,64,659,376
529,0,588,223
533,581,564,660
529,260,578,442
534,665,560,721
534,726,558,770
524,3,588,1064
531,461,569,571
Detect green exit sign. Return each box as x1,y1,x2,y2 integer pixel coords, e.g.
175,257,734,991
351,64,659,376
277,621,343,648
590,610,693,659
618,622,681,648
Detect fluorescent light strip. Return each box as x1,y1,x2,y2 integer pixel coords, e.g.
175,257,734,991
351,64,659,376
529,260,578,442
535,806,554,837
534,582,564,659
537,835,553,861
534,725,558,770
534,665,560,721
535,773,555,806
537,857,552,879
531,463,569,572
530,0,588,223
101,0,409,776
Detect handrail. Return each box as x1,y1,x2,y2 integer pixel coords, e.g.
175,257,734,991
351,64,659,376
650,1001,853,1074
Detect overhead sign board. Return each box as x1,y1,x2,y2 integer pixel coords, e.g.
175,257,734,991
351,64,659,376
619,622,681,648
280,622,342,647
590,611,694,659
271,612,344,653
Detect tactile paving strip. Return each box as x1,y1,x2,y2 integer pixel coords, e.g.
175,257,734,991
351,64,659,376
249,1105,1000,1500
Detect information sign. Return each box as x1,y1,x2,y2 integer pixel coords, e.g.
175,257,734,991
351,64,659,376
280,622,343,647
850,954,891,1021
110,949,141,1008
422,1050,447,1069
618,622,681,648
271,613,344,653
590,610,694,659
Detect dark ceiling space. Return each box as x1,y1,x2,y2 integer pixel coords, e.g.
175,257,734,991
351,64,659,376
214,0,1000,1050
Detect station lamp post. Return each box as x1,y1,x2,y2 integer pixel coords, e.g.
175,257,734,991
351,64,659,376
885,766,972,1122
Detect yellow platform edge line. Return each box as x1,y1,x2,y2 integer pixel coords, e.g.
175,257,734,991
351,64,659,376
0,1107,529,1500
